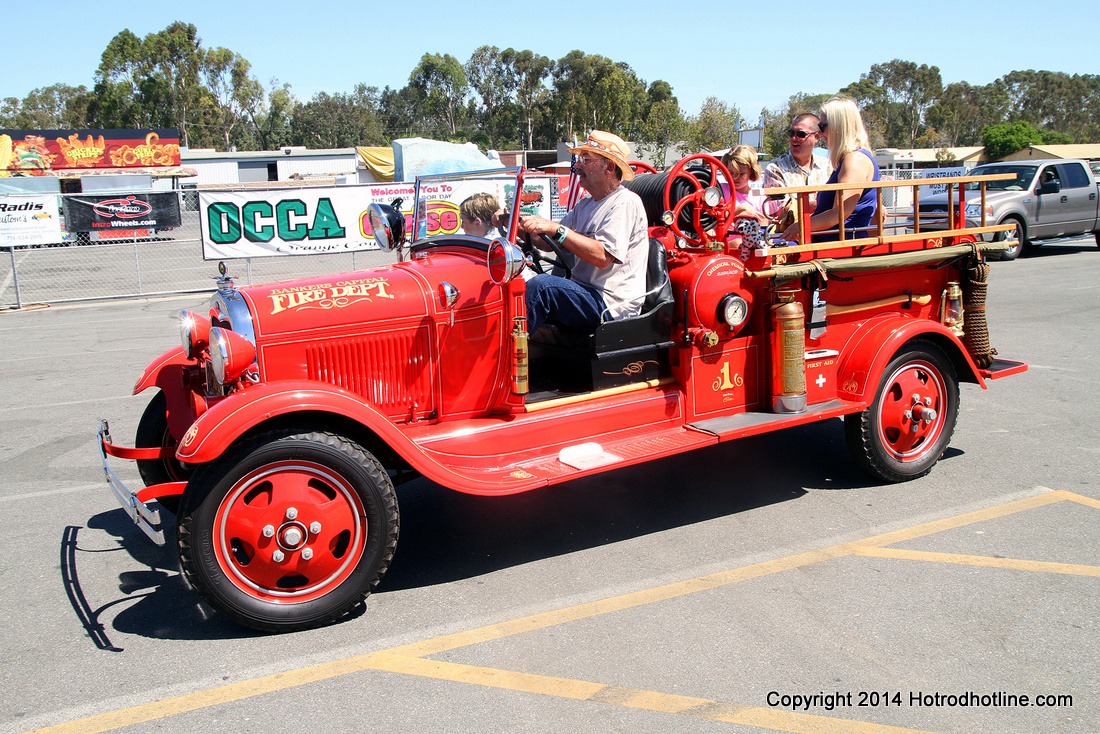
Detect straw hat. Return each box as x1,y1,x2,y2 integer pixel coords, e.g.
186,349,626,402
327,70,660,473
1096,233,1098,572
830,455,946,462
568,130,635,181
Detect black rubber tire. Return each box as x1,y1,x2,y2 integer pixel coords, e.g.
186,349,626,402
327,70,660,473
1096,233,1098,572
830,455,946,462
994,218,1026,261
177,430,399,632
844,340,959,483
135,391,190,514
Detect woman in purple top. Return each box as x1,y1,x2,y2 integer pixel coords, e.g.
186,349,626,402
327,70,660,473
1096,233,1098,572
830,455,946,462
781,96,880,243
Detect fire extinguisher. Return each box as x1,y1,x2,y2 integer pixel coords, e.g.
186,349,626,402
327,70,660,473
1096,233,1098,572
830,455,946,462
771,288,807,413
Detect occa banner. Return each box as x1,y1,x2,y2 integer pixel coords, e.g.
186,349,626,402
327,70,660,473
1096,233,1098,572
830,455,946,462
199,184,415,260
63,192,182,232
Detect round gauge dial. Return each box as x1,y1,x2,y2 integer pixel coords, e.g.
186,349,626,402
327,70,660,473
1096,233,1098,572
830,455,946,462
718,293,749,329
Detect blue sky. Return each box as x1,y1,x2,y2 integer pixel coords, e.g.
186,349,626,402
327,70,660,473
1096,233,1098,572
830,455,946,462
5,0,1098,128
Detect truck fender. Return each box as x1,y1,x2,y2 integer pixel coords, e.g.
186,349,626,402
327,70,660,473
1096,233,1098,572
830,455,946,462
837,315,985,402
174,381,546,495
133,346,196,440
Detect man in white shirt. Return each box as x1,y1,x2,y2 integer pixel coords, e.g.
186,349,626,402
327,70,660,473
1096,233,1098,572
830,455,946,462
518,130,648,333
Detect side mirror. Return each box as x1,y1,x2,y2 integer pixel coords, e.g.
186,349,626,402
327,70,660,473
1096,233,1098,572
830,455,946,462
1036,180,1060,195
366,203,405,250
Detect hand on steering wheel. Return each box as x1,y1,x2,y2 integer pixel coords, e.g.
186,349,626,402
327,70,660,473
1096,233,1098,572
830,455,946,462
516,229,572,279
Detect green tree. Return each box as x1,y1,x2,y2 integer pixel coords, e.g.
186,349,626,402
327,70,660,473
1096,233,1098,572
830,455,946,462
760,92,832,158
506,49,551,149
2,84,89,128
465,45,516,149
686,97,743,152
203,47,263,151
244,79,297,150
290,85,384,149
409,53,469,136
635,99,687,167
92,29,150,128
982,120,1043,161
842,60,942,147
145,22,207,147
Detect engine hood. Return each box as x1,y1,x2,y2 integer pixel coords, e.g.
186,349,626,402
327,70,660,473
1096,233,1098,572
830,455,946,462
237,249,501,339
920,190,1012,205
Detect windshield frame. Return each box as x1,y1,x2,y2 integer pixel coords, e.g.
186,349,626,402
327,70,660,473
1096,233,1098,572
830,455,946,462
410,167,524,244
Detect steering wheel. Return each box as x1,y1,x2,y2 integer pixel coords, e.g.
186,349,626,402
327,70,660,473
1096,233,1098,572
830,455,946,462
663,153,736,247
629,160,658,174
517,230,572,279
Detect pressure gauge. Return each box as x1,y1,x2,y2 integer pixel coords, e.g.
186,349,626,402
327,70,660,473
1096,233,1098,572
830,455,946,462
718,293,749,329
703,186,722,207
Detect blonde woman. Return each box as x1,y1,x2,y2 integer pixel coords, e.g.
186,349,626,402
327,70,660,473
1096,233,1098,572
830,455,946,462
781,96,880,242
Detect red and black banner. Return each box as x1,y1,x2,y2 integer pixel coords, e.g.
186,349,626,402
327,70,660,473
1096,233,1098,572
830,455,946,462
62,192,182,232
0,129,181,176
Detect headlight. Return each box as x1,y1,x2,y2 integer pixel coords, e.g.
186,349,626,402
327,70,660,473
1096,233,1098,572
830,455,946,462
209,327,256,385
366,203,405,250
487,238,526,284
179,310,210,359
965,203,993,218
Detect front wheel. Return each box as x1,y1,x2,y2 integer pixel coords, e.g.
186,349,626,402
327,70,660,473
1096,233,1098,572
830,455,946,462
177,430,399,632
845,340,959,483
994,218,1026,261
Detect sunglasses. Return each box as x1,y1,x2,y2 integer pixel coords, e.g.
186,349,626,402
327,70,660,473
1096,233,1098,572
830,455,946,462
818,120,829,132
788,129,817,139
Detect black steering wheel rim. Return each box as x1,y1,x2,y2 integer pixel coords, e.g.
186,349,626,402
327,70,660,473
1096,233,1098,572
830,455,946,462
518,230,573,279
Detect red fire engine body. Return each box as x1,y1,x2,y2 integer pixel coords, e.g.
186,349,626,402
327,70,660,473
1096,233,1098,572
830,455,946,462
99,156,1026,631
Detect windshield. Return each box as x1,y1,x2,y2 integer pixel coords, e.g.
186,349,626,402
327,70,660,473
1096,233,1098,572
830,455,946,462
410,167,560,242
964,165,1037,192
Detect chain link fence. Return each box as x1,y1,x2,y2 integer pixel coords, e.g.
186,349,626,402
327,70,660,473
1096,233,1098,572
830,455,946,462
1,187,399,309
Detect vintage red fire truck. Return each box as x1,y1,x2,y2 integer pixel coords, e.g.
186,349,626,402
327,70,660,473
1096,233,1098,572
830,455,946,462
99,156,1027,631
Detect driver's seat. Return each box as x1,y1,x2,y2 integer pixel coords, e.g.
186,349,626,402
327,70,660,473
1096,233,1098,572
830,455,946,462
529,238,676,392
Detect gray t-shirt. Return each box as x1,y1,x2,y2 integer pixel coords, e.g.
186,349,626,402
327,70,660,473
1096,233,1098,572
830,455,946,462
561,185,649,320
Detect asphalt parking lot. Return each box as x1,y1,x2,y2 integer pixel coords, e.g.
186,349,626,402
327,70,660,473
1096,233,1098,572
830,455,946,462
0,237,1097,734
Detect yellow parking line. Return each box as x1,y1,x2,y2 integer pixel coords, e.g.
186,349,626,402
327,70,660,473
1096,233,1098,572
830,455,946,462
363,652,939,734
851,546,1100,576
25,489,1092,734
386,490,1075,658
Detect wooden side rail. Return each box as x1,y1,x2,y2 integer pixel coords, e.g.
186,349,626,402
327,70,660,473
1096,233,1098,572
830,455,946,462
762,172,1016,248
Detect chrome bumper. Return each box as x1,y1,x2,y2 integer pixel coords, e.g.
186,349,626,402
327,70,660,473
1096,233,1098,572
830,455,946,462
97,420,165,545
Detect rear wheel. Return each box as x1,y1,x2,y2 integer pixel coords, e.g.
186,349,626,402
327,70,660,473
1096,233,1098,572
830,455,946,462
845,340,959,483
177,429,399,632
994,218,1026,261
135,391,190,513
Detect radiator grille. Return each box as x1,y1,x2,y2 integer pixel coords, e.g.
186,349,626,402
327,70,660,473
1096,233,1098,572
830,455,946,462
305,330,434,414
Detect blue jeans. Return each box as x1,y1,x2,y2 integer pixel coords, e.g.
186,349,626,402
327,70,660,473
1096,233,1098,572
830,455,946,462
525,274,606,333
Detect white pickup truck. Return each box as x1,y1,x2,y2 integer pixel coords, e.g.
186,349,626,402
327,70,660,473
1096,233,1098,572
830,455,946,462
917,158,1100,260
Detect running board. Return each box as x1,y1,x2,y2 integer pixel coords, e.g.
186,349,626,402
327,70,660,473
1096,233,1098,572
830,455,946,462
689,399,864,440
978,358,1028,381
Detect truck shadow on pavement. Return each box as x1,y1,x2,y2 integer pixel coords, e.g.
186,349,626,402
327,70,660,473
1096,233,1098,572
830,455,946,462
378,419,885,592
76,418,951,641
66,511,266,645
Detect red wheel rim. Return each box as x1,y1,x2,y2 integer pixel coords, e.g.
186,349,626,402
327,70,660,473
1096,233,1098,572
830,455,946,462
213,460,366,603
876,359,947,462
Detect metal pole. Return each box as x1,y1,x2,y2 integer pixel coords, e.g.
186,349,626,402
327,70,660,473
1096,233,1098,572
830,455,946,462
133,240,143,293
6,246,23,309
